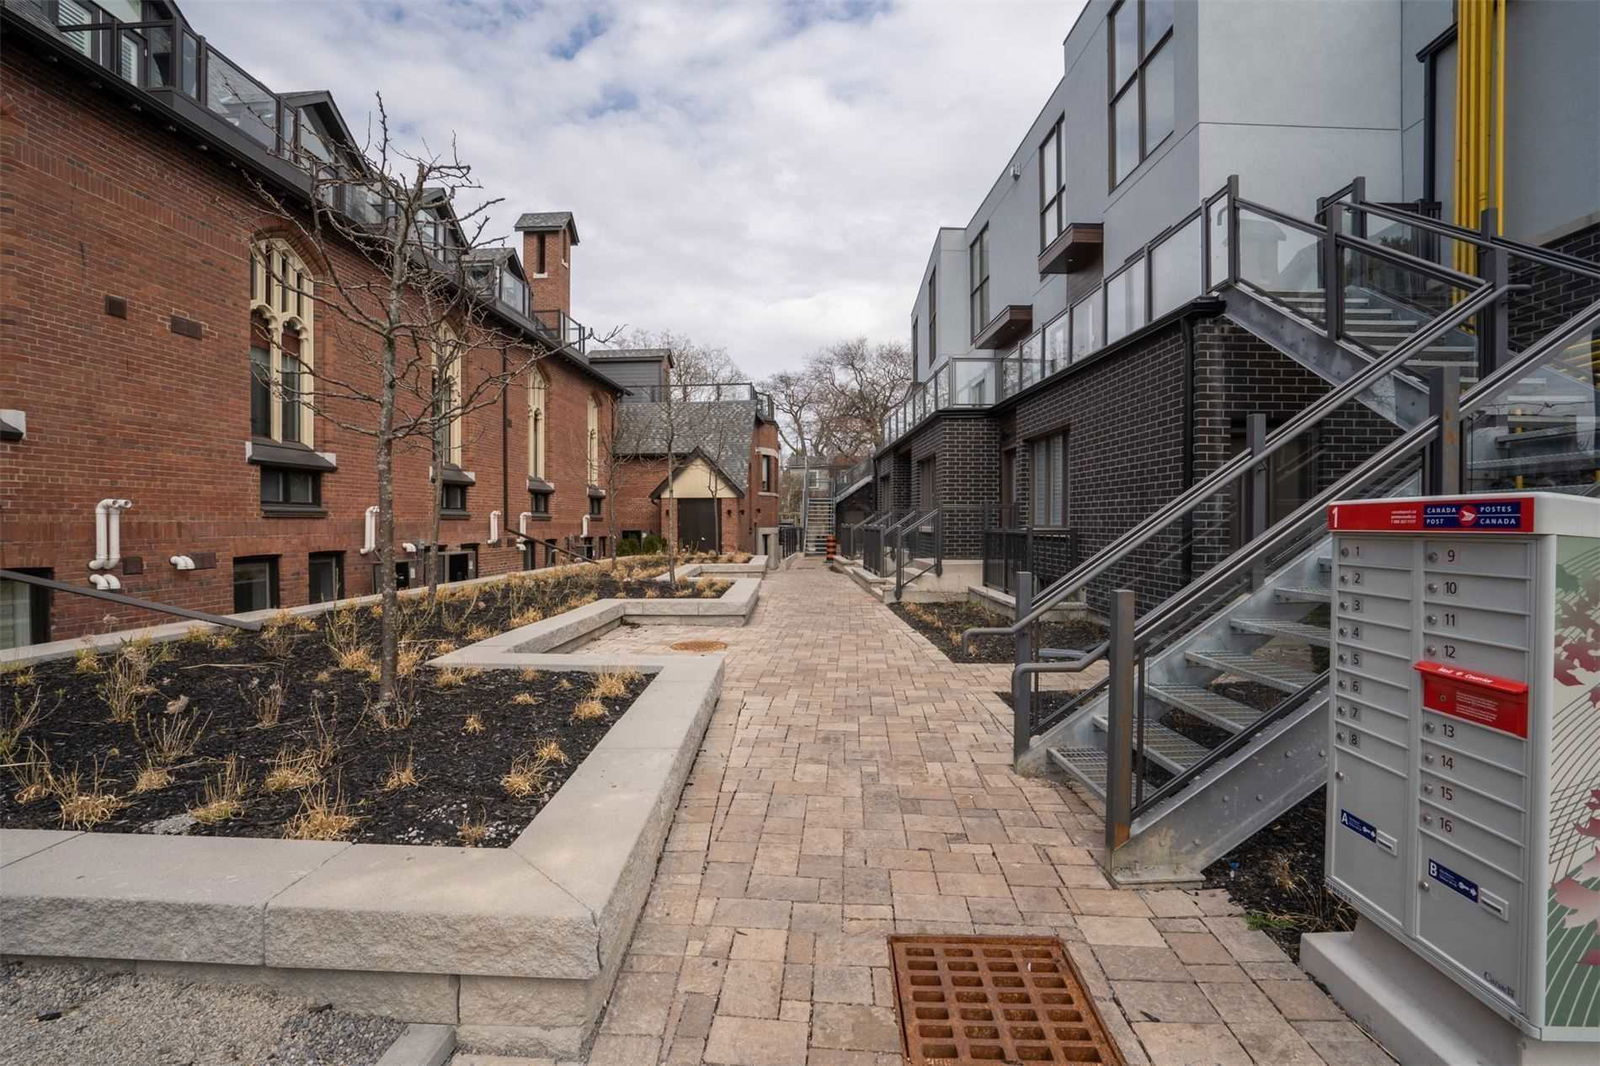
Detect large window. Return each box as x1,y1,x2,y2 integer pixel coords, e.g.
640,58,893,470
586,396,601,484
528,370,547,480
1030,432,1068,528
969,227,990,338
432,327,463,467
0,569,51,650
249,240,314,444
1040,117,1065,248
1109,0,1175,187
233,556,279,613
926,270,938,366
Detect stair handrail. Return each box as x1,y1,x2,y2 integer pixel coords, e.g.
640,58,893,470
1324,198,1600,282
960,279,1505,649
894,506,943,598
1013,296,1600,747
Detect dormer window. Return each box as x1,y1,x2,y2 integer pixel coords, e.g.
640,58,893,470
498,263,527,315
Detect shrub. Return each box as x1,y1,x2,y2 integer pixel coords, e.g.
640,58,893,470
617,537,643,556
641,534,666,554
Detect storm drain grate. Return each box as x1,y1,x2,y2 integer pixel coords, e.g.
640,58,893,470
669,639,728,652
888,935,1123,1065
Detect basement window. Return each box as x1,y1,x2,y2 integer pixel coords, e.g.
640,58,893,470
442,483,469,514
530,490,551,516
261,466,323,513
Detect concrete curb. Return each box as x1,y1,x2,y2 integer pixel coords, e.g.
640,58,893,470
0,581,741,1057
375,1023,456,1066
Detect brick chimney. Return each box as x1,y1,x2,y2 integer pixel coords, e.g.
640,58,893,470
514,211,579,318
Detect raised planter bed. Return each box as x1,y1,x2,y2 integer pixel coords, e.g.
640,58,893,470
0,563,763,1057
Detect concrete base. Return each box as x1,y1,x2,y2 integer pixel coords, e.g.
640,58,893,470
1303,920,1599,1066
965,583,1090,621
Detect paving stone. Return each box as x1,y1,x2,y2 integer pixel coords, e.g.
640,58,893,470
710,898,792,929
586,1034,662,1066
1078,915,1167,947
810,1003,902,1052
1163,930,1234,965
811,965,875,1005
1199,980,1281,1023
1292,1021,1395,1065
1132,1021,1252,1065
600,971,677,1036
718,959,783,1019
1260,979,1348,1020
1114,980,1221,1024
729,928,788,961
1093,944,1185,982
703,1016,808,1066
1229,1019,1326,1064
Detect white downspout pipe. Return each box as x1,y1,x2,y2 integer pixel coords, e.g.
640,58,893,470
518,512,533,540
104,499,132,570
489,510,502,545
581,514,591,539
90,498,114,569
360,505,379,554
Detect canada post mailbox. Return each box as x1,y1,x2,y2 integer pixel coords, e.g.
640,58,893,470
1325,492,1600,1041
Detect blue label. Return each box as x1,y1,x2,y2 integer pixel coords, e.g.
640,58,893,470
1340,809,1378,843
1422,500,1523,530
1428,859,1480,902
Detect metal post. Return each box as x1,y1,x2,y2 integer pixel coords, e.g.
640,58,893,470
1322,209,1343,341
1350,176,1368,239
1226,174,1241,285
1011,571,1034,764
1247,412,1269,589
1104,589,1136,855
1426,366,1463,495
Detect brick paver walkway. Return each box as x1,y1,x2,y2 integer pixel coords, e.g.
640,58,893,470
455,561,1391,1066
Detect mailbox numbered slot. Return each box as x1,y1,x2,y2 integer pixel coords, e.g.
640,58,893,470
1333,696,1410,748
1423,572,1531,614
1334,590,1413,627
1419,739,1524,800
1421,708,1529,770
1337,537,1415,568
1423,539,1533,578
1419,633,1529,683
1335,618,1410,656
1419,799,1524,877
1420,769,1525,842
1333,646,1416,688
1422,604,1531,648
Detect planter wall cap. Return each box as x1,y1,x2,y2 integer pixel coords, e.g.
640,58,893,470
0,834,349,965
374,1023,456,1066
265,844,599,979
1,829,81,868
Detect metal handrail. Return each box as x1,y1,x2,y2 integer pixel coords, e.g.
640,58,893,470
1333,200,1600,282
962,279,1504,647
894,507,943,598
1236,195,1486,291
0,568,264,632
1012,295,1600,747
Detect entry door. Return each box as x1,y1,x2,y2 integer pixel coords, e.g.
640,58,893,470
678,499,719,551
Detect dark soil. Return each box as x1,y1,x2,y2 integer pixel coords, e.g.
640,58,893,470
892,600,1107,663
0,561,728,847
1203,788,1357,961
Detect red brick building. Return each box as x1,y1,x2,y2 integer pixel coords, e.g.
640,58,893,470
0,0,638,645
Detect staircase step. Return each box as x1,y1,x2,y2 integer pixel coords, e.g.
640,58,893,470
1228,617,1331,647
1471,449,1600,472
1146,683,1264,734
1274,584,1332,604
1047,746,1107,795
1090,715,1210,773
1184,649,1320,693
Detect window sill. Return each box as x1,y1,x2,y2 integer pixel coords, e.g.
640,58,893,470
524,513,552,522
261,504,327,518
441,510,470,520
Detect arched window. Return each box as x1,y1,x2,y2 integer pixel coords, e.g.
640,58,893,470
586,395,600,485
433,325,463,467
249,240,314,444
528,369,548,480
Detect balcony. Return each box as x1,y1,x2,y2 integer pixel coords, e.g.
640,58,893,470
622,383,775,419
1038,222,1103,275
531,309,585,354
972,305,1034,350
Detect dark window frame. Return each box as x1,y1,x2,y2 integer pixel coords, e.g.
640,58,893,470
969,226,990,339
308,551,344,603
588,494,604,518
530,489,552,516
1108,0,1176,190
232,555,280,613
1029,431,1069,529
535,232,548,275
441,482,469,515
926,269,938,366
0,567,52,649
260,465,324,513
1039,116,1065,250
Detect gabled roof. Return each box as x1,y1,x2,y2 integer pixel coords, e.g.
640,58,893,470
646,447,747,500
514,211,580,244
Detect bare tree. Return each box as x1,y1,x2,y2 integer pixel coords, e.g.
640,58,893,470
760,337,910,464
250,96,546,705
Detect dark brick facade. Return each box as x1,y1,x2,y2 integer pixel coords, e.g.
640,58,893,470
1507,221,1600,356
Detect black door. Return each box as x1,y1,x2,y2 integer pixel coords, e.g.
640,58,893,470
678,499,719,552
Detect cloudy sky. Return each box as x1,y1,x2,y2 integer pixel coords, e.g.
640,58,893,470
197,0,1084,378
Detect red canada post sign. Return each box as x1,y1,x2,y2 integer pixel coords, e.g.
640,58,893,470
1413,661,1530,739
1327,497,1536,533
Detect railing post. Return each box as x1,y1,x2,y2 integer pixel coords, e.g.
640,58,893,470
934,510,943,578
1322,207,1343,342
1350,176,1367,239
1426,366,1463,495
1104,589,1136,856
1247,412,1268,589
1012,571,1034,764
1226,174,1241,285
1478,217,1509,377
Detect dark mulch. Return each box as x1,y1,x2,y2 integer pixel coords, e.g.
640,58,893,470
891,599,1107,663
0,561,727,847
1203,788,1356,961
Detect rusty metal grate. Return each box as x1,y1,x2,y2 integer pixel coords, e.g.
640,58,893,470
889,935,1124,1065
669,639,728,652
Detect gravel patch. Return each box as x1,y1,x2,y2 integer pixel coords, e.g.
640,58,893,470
0,961,404,1066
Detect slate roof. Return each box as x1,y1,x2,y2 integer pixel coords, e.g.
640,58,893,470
614,396,757,493
513,212,580,244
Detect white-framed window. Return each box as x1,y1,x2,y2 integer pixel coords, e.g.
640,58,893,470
1109,0,1175,188
528,369,548,480
433,325,463,467
586,395,600,484
969,226,990,338
249,239,314,445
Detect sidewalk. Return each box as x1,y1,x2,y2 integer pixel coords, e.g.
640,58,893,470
459,560,1390,1066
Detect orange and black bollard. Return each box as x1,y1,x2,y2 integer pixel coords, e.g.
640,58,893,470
824,535,837,561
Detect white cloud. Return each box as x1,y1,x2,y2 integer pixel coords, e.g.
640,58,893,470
190,0,1083,377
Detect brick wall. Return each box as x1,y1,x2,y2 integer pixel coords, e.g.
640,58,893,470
1506,221,1600,356
0,47,617,640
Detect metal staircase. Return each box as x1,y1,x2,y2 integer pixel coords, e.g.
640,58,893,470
966,181,1600,885
803,494,834,553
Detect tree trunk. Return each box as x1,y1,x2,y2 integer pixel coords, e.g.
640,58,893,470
376,391,399,707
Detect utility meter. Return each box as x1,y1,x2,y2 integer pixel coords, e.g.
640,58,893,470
1325,492,1600,1040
